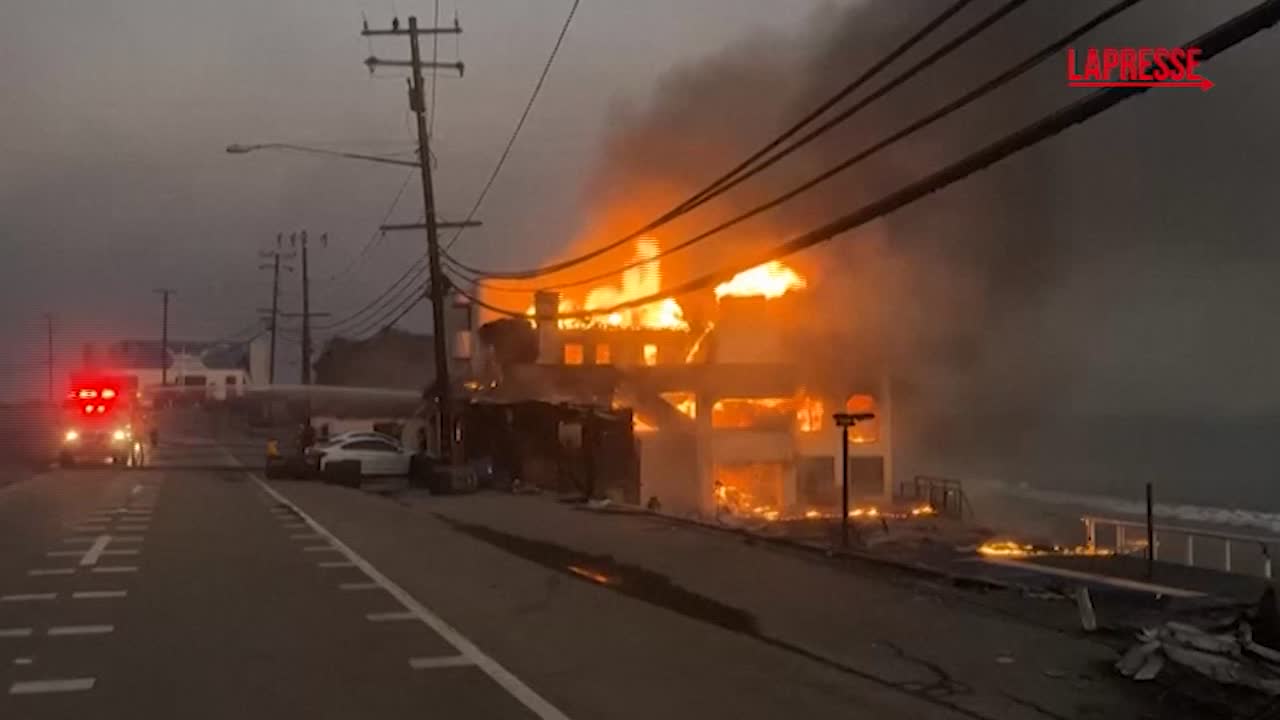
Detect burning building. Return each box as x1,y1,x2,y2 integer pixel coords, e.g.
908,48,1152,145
479,237,892,520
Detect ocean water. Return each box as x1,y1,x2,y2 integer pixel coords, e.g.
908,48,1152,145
899,413,1280,538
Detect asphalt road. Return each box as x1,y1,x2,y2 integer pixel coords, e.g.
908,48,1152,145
0,429,985,719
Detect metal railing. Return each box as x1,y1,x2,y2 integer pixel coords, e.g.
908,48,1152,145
1083,514,1280,579
897,475,974,519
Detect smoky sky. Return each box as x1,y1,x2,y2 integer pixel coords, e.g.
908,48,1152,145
546,0,1280,418
0,0,828,396
4,0,1280,419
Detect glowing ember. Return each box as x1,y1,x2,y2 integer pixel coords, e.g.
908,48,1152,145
978,540,1115,558
714,260,807,301
567,565,615,585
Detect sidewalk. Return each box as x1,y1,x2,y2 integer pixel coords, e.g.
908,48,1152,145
399,491,1155,720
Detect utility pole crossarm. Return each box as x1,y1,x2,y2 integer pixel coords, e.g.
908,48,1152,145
362,26,461,37
364,57,465,75
380,220,482,232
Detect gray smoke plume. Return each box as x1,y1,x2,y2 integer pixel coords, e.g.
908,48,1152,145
571,0,1280,505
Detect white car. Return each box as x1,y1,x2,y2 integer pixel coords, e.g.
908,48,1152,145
317,431,402,448
307,436,413,477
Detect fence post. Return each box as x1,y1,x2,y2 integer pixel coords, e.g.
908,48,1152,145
1187,535,1195,566
1263,543,1272,579
1225,541,1233,573
1146,483,1155,579
1117,524,1126,553
1084,518,1096,551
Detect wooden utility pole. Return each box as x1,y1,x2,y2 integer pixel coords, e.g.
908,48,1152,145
153,289,176,386
289,231,326,385
363,15,464,459
258,236,295,385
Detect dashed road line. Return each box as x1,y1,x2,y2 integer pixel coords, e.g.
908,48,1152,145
13,658,32,666
304,546,338,553
47,550,84,558
409,655,474,670
80,535,112,566
241,451,573,720
28,569,75,577
0,628,35,638
117,525,149,532
0,593,57,603
339,582,381,591
73,590,127,600
366,611,417,622
9,678,96,695
48,625,114,636
91,566,138,574
318,560,356,568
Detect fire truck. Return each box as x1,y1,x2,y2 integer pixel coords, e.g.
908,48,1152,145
58,373,145,467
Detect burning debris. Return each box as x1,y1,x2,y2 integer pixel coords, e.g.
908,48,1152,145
714,260,807,300
977,539,1112,558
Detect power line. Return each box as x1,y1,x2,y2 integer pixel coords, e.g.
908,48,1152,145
464,0,1280,320
313,255,426,330
347,0,967,307
443,0,582,252
448,0,991,278
318,168,418,291
456,0,1145,296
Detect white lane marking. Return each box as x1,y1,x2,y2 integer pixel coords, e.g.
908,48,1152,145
339,582,380,591
366,611,416,622
244,462,572,720
9,678,96,695
73,590,127,599
80,535,112,566
28,569,75,577
47,551,84,557
74,525,108,533
1,593,57,602
91,566,138,574
101,549,139,557
304,546,338,553
409,655,474,670
117,525,149,532
62,537,95,544
0,628,34,638
318,560,356,568
48,625,114,636
13,658,32,666
109,535,144,543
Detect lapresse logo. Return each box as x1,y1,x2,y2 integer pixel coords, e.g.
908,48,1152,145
1067,47,1213,91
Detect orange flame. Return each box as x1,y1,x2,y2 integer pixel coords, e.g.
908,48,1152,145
714,260,807,301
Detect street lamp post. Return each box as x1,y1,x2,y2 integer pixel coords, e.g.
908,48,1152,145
833,411,875,549
225,143,421,169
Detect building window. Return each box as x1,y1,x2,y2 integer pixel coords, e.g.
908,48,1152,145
642,343,658,366
563,343,584,365
595,344,611,365
845,393,879,444
225,376,237,385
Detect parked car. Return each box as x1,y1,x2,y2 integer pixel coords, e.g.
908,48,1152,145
316,431,403,449
305,436,412,477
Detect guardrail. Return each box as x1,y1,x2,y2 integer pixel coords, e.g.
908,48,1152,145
1083,514,1280,579
897,475,974,519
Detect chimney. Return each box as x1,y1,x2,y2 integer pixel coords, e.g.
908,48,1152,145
534,290,562,364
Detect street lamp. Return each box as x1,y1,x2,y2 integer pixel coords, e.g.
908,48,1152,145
833,411,876,549
224,142,421,168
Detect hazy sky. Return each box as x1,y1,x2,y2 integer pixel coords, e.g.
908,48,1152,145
0,0,835,394
3,0,1279,418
